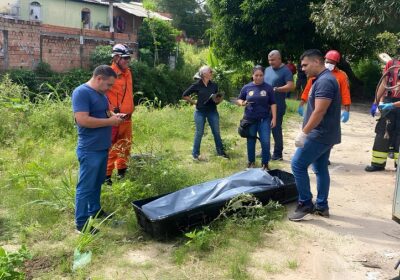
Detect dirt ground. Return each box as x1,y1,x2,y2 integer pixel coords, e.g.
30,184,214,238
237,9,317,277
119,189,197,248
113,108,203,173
118,103,400,280
267,103,400,280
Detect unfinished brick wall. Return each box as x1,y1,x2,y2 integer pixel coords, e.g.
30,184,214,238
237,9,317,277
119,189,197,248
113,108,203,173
0,17,138,72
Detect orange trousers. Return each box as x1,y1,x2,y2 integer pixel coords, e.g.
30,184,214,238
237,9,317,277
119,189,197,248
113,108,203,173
107,120,132,176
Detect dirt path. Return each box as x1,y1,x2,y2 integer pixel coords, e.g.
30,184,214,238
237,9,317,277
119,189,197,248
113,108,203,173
106,103,400,280
265,103,400,280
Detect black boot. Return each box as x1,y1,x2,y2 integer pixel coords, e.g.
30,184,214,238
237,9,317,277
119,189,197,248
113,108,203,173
117,168,127,179
105,175,113,186
365,165,385,172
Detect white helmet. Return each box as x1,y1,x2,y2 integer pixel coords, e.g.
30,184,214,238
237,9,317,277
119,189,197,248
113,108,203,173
112,44,132,57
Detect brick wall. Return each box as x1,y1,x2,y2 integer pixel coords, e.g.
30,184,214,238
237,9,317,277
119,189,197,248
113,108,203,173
0,17,138,72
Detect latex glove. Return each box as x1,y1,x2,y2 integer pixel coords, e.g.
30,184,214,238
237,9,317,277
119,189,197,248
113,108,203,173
378,102,395,111
370,103,378,117
297,106,304,117
341,111,349,123
295,131,308,148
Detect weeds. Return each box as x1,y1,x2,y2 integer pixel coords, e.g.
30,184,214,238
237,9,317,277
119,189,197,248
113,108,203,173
0,245,32,280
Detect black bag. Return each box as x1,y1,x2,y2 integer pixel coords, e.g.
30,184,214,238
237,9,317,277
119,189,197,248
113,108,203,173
238,118,259,140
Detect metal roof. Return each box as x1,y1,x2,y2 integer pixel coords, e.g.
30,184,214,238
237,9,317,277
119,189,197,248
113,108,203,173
93,1,171,21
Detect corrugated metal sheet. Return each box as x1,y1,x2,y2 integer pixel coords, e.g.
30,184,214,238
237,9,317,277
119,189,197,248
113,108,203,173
92,1,171,21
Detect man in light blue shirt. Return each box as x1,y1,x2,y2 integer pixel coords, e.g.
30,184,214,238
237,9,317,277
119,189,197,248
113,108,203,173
264,50,294,160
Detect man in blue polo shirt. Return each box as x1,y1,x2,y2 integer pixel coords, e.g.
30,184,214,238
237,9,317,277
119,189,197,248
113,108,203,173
264,50,294,161
72,65,124,233
289,49,341,222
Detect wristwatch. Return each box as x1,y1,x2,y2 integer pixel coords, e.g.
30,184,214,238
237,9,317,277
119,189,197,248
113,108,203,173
273,87,278,92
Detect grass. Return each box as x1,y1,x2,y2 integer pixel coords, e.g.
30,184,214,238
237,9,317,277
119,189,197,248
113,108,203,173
0,79,302,279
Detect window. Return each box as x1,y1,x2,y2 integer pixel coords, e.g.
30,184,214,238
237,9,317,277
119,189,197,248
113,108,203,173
81,8,91,29
29,2,41,21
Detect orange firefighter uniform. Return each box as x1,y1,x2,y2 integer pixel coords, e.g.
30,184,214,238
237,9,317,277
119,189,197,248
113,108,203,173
301,68,351,106
106,62,134,176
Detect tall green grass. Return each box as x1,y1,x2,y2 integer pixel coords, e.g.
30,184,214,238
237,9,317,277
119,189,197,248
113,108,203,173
0,75,301,278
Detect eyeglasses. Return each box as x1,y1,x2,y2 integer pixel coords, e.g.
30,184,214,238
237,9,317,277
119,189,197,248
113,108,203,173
122,56,131,60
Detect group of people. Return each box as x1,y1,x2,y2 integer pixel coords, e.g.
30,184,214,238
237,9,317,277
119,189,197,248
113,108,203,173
71,41,400,232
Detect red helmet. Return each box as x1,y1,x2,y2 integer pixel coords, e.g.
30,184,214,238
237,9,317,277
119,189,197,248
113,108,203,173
325,50,341,63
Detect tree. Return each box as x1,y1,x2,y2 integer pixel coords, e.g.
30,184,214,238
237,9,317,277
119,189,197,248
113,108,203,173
310,0,400,58
138,18,179,66
154,0,211,40
207,0,326,65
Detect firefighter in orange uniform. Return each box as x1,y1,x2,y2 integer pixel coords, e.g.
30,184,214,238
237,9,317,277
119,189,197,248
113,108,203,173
105,44,134,184
298,50,351,123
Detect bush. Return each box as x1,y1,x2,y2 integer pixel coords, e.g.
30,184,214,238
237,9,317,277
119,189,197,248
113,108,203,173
90,45,112,69
130,61,194,105
352,59,382,99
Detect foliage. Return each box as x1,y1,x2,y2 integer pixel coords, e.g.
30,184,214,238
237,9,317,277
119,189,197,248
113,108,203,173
352,59,382,99
130,61,194,104
90,45,113,69
207,0,325,65
375,32,400,57
0,246,32,280
310,0,400,58
34,62,53,77
138,18,180,66
154,0,211,40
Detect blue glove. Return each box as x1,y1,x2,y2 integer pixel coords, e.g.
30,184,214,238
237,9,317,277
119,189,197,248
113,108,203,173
297,106,304,117
370,103,378,117
341,111,349,123
378,103,395,111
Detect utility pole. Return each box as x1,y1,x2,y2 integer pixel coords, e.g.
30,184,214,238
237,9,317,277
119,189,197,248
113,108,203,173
108,0,114,33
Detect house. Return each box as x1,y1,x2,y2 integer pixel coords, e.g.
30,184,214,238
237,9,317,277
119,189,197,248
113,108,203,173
1,0,170,35
0,1,171,71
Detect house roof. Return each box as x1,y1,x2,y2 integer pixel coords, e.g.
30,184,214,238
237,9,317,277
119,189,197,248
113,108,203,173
92,1,171,21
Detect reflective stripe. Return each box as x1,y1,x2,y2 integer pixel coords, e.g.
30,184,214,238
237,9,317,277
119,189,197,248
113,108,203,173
372,151,388,158
372,150,388,164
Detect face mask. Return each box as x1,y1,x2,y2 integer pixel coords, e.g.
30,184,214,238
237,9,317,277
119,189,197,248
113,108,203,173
325,62,335,71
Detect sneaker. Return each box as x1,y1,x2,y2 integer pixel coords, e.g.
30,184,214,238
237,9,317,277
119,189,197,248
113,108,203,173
365,165,385,172
105,176,113,186
193,155,200,161
288,202,314,221
271,155,283,161
217,152,230,159
262,163,270,171
314,207,330,218
247,162,256,168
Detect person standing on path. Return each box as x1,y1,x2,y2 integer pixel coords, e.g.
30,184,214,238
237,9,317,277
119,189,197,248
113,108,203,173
289,49,341,222
264,50,294,161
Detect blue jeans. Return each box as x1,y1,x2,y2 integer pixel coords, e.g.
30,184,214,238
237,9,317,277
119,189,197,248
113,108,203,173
247,118,271,165
193,110,224,157
291,138,333,210
272,111,285,157
75,148,108,228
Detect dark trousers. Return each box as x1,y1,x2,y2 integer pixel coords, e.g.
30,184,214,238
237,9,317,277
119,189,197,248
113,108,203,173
370,98,400,167
271,111,285,157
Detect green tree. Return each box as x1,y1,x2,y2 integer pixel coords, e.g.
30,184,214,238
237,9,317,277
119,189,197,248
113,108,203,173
138,18,180,66
207,0,325,65
310,0,400,58
154,0,210,40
